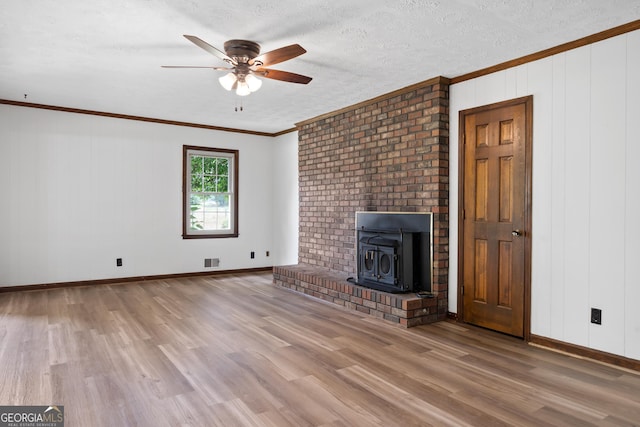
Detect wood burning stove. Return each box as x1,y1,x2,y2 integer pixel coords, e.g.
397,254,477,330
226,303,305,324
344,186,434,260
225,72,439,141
358,230,414,292
355,212,432,293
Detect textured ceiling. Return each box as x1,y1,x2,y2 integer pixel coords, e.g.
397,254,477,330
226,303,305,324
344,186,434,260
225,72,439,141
1,0,639,134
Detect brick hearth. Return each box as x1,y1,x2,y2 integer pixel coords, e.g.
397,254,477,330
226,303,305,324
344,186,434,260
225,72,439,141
273,264,445,327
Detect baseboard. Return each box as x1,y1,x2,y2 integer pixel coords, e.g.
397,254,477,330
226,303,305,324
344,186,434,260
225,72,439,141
447,311,458,320
529,334,640,372
0,267,273,293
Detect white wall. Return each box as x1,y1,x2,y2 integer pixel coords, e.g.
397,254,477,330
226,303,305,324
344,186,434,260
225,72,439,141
272,131,299,267
449,30,640,360
0,105,298,286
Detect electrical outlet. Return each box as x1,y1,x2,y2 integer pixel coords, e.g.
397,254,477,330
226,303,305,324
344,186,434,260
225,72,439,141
250,251,255,259
116,258,123,267
266,251,270,257
591,308,602,325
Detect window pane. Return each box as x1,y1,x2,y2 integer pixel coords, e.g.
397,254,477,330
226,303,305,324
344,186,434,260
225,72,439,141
191,156,203,174
203,157,217,175
203,175,216,192
217,158,228,175
189,194,204,230
202,194,230,230
191,174,203,192
216,176,228,192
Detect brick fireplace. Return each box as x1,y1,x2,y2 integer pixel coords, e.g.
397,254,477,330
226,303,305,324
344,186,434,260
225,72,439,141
273,76,450,326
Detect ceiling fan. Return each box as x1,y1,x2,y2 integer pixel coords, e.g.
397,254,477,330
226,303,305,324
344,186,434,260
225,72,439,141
162,35,312,96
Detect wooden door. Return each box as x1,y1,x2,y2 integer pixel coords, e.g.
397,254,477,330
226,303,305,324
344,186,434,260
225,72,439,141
460,97,532,338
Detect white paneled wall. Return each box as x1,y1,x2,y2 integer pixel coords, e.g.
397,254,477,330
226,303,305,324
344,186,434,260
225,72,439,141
562,47,591,346
0,106,299,286
449,30,640,360
550,54,566,340
625,32,640,359
589,37,627,355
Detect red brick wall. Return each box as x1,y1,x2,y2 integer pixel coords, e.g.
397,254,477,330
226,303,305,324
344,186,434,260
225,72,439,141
296,76,450,297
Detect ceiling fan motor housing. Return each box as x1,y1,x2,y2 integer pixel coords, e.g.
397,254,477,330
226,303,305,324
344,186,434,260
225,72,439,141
224,40,261,63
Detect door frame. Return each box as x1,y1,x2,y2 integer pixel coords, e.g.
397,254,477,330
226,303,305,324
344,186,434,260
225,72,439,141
457,95,533,340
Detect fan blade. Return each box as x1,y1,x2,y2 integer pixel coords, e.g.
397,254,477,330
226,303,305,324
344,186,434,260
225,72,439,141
183,35,236,65
255,68,312,84
162,65,231,70
251,44,306,67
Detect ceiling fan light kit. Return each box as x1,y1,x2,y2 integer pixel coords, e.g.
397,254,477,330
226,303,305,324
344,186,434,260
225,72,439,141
163,35,312,97
218,71,262,96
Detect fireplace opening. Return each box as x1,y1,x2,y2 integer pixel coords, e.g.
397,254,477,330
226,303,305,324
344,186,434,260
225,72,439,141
355,212,432,293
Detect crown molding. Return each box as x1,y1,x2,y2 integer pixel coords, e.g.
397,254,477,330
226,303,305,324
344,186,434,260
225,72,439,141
451,19,640,84
0,99,295,137
295,76,450,128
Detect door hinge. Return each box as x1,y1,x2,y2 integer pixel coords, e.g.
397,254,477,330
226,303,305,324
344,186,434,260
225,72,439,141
460,285,464,295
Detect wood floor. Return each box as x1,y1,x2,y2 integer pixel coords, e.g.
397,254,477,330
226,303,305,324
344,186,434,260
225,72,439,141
1,272,639,426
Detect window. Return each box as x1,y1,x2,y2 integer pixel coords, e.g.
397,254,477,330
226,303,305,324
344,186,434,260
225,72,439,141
183,145,238,238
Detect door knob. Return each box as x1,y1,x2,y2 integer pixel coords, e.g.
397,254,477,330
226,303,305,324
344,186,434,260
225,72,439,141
512,230,523,237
